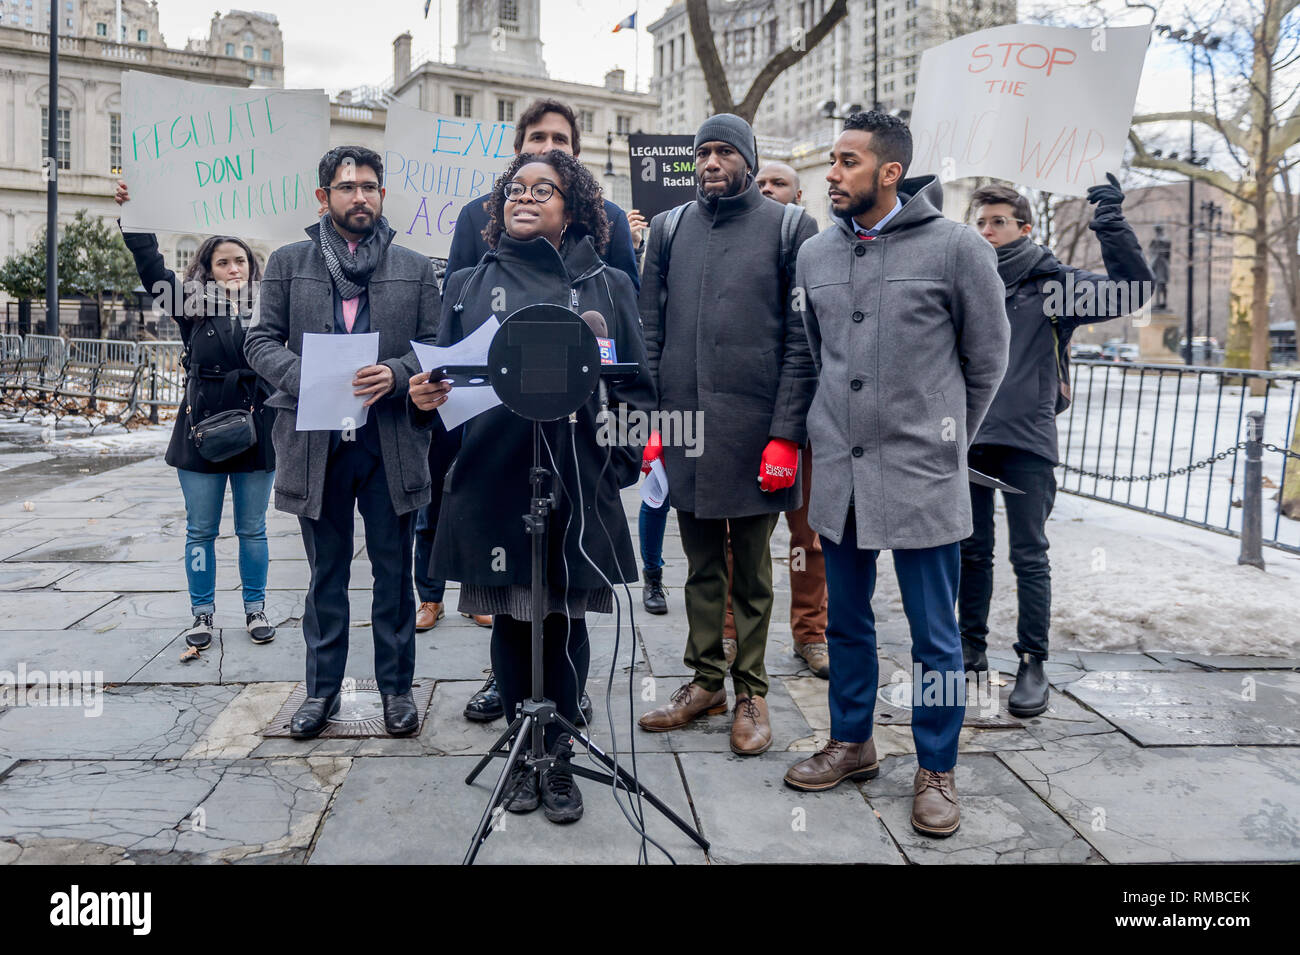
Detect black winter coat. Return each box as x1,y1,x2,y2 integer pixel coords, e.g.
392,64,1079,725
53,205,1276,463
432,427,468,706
974,204,1154,464
121,229,274,473
429,232,657,591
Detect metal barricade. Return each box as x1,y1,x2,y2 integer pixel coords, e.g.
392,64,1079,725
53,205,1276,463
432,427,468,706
0,334,21,360
21,334,66,365
136,341,186,423
66,338,139,365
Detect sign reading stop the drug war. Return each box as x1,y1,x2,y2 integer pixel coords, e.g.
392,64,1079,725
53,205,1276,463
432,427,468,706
908,24,1150,197
628,134,697,220
119,71,328,241
382,99,515,258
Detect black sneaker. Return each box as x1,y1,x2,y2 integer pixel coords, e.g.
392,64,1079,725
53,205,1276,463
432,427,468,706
540,736,583,824
182,613,214,650
503,762,540,814
245,611,276,644
575,691,594,727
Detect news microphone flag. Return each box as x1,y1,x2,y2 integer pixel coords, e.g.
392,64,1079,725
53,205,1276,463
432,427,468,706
597,338,617,364
612,12,636,32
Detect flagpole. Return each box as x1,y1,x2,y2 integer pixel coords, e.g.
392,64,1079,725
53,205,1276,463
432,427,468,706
635,2,640,92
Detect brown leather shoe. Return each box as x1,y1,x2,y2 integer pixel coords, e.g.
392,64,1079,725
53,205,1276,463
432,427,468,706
784,738,878,791
794,641,830,679
415,601,445,632
730,695,772,755
461,613,493,628
638,683,728,732
911,767,961,837
722,638,737,667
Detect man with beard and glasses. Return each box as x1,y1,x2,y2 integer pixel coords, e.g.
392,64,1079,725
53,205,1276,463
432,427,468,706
635,113,818,756
245,146,440,740
783,112,1008,838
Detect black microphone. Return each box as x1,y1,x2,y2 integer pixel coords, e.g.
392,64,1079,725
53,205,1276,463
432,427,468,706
580,310,611,424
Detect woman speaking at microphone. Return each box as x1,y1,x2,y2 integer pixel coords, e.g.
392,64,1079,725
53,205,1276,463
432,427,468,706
409,151,655,824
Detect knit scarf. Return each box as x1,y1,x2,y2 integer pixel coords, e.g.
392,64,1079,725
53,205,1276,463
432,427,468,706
317,212,395,300
995,236,1047,297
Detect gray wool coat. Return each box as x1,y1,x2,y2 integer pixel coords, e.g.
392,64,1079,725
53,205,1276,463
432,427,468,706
243,223,441,521
795,176,1009,550
639,181,819,518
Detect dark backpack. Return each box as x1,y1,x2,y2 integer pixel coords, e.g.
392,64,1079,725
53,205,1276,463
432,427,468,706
655,200,804,310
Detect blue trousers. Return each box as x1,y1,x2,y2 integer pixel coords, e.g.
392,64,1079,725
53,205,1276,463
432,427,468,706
175,467,274,616
821,511,964,771
639,498,671,572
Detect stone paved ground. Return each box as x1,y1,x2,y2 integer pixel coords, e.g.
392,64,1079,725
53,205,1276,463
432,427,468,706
0,451,1297,865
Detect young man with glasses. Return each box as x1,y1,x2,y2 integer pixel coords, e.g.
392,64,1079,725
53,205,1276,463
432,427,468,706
960,179,1152,716
245,145,440,739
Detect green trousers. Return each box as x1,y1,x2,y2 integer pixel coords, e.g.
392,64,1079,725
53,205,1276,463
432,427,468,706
677,509,779,698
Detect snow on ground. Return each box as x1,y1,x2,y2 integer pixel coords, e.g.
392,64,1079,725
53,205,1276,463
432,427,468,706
0,412,172,456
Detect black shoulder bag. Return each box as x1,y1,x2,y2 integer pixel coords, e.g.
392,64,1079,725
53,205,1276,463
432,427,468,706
188,368,258,462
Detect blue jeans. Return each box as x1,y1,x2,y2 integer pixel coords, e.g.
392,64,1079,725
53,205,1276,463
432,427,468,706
639,498,671,573
176,468,275,616
821,511,964,772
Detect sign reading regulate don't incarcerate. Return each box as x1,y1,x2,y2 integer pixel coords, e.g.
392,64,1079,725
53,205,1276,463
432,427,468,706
119,71,330,242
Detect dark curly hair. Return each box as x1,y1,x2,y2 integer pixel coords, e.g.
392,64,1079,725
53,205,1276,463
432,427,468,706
482,150,610,255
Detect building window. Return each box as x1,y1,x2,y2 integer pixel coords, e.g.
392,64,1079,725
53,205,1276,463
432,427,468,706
110,112,121,175
41,106,71,170
262,47,271,61
137,28,146,42
95,20,106,35
454,93,473,117
246,65,255,79
499,0,519,32
497,98,515,122
175,238,198,276
905,71,915,85
578,109,594,134
243,45,253,58
261,66,273,80
616,114,631,135
225,41,234,55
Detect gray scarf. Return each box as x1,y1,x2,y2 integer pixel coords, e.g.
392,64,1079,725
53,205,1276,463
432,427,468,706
995,236,1047,296
317,213,396,300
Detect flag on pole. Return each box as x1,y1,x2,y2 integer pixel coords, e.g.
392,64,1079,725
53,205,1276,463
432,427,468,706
612,12,636,32
423,0,432,18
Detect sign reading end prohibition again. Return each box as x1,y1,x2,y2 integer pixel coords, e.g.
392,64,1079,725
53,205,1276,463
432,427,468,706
628,134,697,221
119,71,329,242
908,24,1150,197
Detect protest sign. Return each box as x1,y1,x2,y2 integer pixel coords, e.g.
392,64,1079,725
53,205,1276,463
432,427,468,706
120,71,328,241
628,134,697,220
382,99,515,258
908,24,1150,196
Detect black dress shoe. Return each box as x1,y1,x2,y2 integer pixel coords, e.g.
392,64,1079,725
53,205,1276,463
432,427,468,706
961,639,988,674
575,691,594,727
289,693,341,739
464,674,505,722
1008,653,1050,717
381,690,420,736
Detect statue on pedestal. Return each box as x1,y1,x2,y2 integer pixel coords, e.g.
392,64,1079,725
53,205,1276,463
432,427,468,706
1149,225,1171,310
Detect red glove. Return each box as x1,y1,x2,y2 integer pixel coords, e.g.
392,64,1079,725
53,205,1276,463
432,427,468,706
641,430,663,475
759,438,799,492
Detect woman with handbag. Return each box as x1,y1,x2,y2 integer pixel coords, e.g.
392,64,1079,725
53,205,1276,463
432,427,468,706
410,151,655,823
115,180,277,651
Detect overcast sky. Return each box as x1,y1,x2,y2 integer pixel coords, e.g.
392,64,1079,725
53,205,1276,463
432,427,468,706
156,0,673,95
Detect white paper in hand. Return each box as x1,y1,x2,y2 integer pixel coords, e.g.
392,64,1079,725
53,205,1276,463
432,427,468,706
409,315,502,430
296,332,379,431
640,458,669,508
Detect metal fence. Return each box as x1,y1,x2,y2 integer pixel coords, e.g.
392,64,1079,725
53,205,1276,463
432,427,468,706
1057,359,1300,557
0,334,20,360
66,338,140,365
21,334,66,365
136,341,186,420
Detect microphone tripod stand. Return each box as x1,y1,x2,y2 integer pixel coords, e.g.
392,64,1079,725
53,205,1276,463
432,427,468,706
462,418,709,864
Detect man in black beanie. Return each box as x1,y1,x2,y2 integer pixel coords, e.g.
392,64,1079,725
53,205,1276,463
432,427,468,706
636,113,818,756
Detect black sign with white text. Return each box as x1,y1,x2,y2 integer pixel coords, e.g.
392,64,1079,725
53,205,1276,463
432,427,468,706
627,134,697,220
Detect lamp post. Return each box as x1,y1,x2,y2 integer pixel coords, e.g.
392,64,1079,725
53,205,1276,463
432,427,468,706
1154,24,1222,365
45,1,59,336
1201,199,1222,356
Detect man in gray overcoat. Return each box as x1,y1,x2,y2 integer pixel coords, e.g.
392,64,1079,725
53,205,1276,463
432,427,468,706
782,112,1009,838
635,113,819,755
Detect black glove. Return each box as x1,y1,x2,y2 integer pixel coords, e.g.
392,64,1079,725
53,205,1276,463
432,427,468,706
1086,172,1125,207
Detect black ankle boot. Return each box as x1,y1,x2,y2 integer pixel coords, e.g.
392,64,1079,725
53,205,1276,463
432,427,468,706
642,567,667,615
962,639,987,674
1007,653,1050,717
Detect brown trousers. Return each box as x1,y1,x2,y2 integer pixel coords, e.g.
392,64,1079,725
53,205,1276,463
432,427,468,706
724,442,827,645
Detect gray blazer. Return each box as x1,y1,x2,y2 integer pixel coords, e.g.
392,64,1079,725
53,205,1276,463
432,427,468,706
795,176,1009,550
244,223,441,521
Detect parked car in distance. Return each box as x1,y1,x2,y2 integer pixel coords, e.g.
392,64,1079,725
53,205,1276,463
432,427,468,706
1101,343,1140,362
1071,343,1104,360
